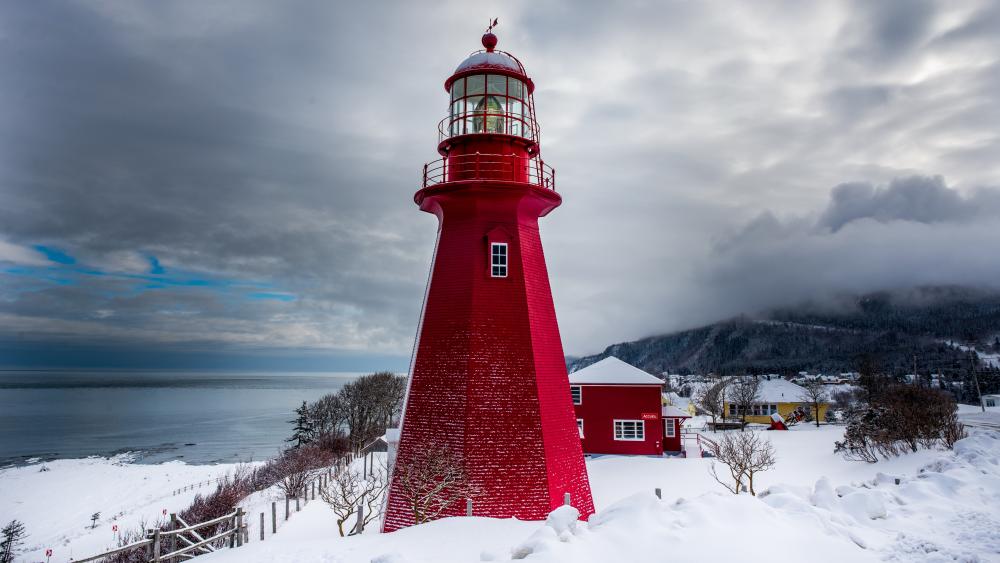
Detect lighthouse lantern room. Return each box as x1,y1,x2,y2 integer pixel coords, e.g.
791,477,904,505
383,29,595,532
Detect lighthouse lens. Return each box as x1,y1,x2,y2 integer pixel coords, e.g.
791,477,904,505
450,78,465,101
466,74,485,95
487,74,506,95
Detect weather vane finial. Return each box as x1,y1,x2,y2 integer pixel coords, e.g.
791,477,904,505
482,18,499,52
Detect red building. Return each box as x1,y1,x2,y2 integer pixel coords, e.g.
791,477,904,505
569,357,666,456
660,405,691,454
383,30,594,532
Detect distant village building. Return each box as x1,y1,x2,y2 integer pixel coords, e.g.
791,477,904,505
569,357,668,455
724,377,830,424
983,394,999,408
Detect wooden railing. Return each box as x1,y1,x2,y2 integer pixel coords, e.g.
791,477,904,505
71,509,243,563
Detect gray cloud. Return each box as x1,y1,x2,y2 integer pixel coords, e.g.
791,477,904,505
1,0,999,366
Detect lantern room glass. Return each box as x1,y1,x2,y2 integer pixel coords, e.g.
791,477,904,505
447,73,532,139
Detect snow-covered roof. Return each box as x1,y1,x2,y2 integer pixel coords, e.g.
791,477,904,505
747,378,811,402
569,357,664,386
662,405,690,418
455,51,522,73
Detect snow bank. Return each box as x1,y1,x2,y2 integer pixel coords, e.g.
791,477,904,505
200,430,1000,563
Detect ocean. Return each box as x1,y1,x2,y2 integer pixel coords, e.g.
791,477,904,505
0,370,363,466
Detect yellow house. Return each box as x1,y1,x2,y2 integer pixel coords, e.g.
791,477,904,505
723,378,829,424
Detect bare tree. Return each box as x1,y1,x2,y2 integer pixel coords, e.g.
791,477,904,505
730,377,761,430
339,372,407,453
392,441,479,525
708,435,746,494
741,433,777,495
275,444,335,498
708,431,776,496
694,376,728,433
320,460,388,536
799,379,828,428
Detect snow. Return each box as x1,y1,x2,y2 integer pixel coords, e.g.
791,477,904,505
660,405,689,418
568,357,664,385
454,52,521,74
746,378,810,402
0,455,252,562
5,418,1000,562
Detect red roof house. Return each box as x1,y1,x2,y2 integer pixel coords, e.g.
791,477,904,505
569,357,665,456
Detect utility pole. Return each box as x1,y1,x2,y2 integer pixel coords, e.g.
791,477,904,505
970,351,985,413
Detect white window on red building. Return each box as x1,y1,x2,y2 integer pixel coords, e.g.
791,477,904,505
577,418,584,438
665,419,676,438
614,419,644,441
570,385,582,405
490,242,507,277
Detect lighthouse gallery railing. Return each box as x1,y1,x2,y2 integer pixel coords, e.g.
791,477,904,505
422,153,555,191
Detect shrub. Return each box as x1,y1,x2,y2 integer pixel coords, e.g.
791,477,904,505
835,384,962,462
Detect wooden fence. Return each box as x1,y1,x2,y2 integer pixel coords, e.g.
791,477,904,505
71,509,244,563
69,458,353,563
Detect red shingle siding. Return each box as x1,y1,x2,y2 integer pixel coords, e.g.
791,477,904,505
383,186,594,532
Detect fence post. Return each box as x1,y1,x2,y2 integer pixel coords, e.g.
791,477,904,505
356,501,365,534
285,497,290,521
296,495,301,512
168,513,178,563
466,498,473,517
272,501,277,534
152,529,161,563
235,508,244,547
312,481,316,501
655,488,662,499
229,513,236,548
563,492,571,506
260,512,265,541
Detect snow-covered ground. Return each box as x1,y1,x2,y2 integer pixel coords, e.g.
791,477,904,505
0,455,253,562
4,409,999,562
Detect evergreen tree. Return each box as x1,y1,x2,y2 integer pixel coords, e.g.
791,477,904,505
0,520,26,563
287,401,315,448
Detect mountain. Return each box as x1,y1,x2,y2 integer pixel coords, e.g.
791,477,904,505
568,286,1000,384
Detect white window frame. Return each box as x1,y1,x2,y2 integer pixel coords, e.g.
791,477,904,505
665,418,676,438
570,385,582,405
577,418,584,438
613,419,645,441
490,242,508,278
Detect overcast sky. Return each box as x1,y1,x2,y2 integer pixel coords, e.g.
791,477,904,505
2,0,999,370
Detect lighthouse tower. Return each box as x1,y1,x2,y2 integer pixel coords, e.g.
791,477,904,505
382,31,595,531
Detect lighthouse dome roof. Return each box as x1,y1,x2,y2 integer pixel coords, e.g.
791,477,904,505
454,51,522,74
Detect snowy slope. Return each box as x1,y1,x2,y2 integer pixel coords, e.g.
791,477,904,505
5,418,999,562
201,425,999,563
0,455,251,562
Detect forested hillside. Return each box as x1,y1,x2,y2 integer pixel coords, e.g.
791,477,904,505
569,286,1000,396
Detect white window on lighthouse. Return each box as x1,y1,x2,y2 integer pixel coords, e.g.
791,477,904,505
490,242,508,278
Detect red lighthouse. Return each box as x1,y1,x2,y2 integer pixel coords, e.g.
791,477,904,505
382,30,595,531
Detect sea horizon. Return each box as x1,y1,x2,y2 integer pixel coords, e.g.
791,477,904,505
0,370,383,467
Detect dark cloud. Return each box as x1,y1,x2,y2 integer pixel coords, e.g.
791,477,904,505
1,0,999,367
818,175,1000,231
